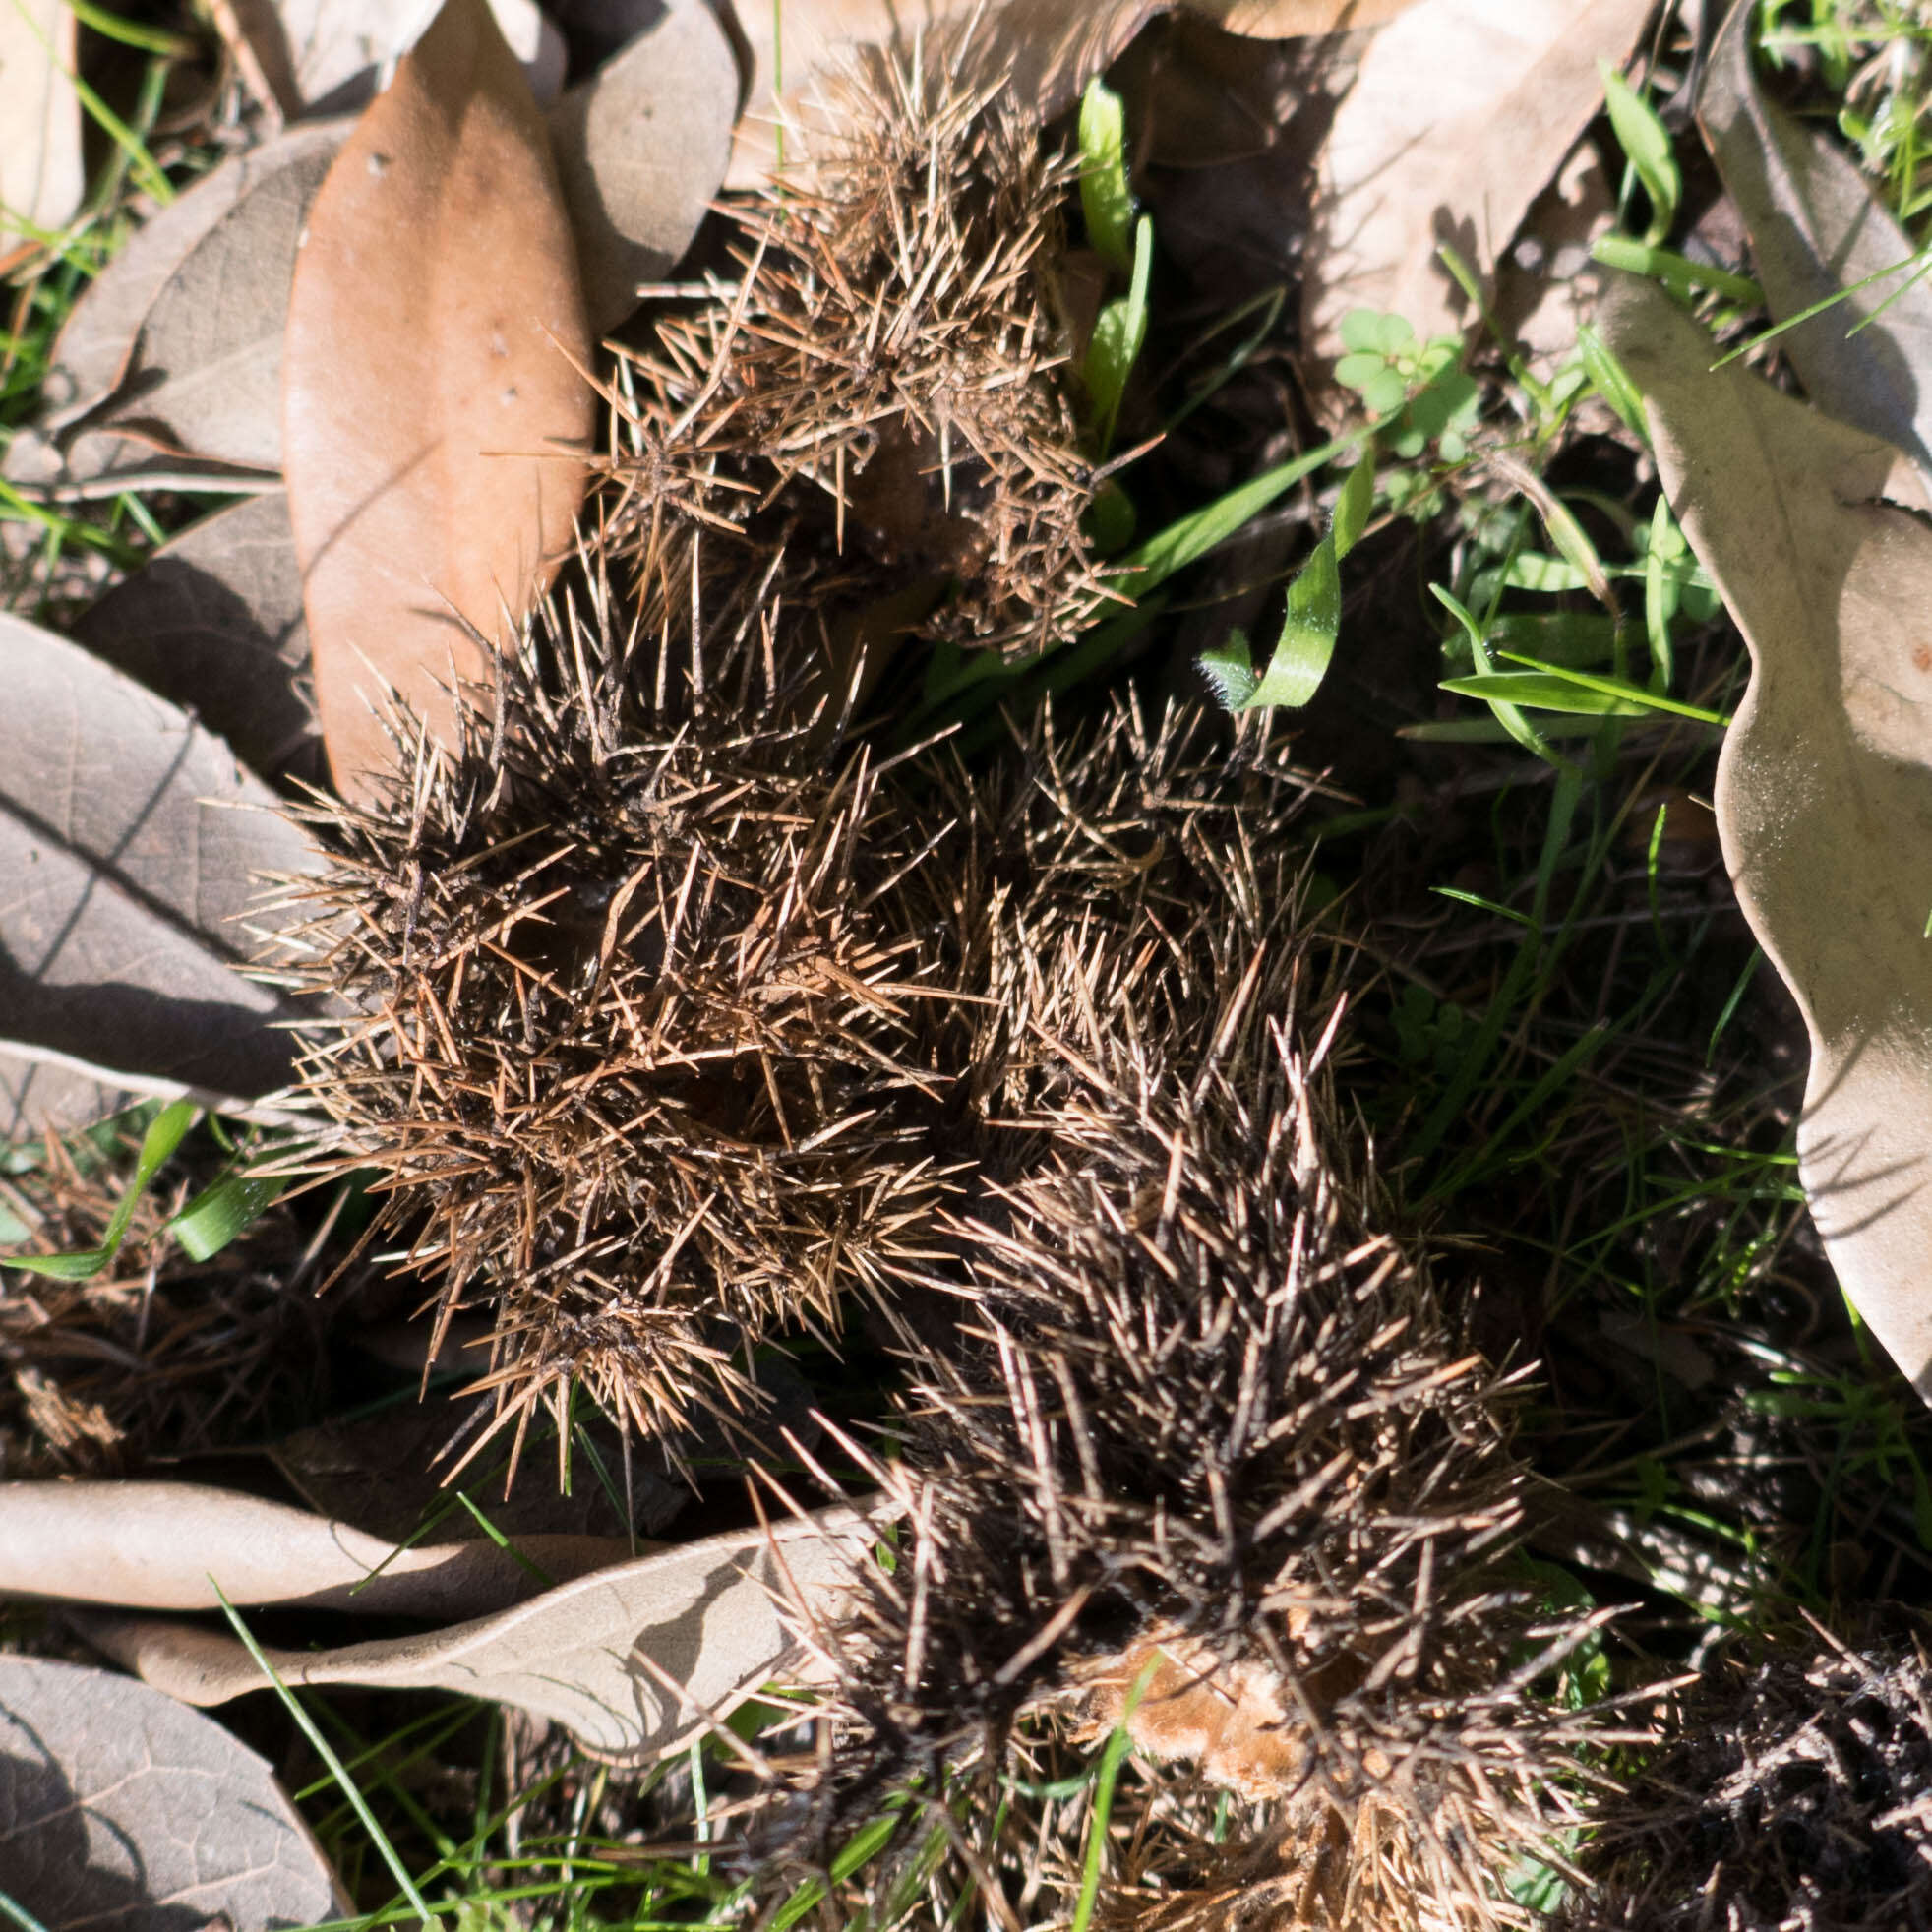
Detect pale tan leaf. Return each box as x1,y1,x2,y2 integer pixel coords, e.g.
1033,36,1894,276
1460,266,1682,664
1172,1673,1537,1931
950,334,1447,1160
284,0,594,803
0,1655,345,1929
1601,275,1932,1398
0,0,83,244
0,1479,632,1615
90,1507,873,1762
720,0,1420,190
35,122,348,430
1699,0,1932,479
546,0,740,333
72,494,315,781
0,614,322,1140
1303,0,1652,362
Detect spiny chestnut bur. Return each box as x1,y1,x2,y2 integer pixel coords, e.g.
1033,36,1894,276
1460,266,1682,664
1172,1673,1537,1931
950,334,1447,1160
276,553,951,1473
613,38,1108,658
1563,1622,1932,1932
781,721,1615,1929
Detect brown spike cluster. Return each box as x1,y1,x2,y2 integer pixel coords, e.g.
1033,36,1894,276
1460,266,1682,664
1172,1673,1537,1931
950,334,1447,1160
608,38,1108,658
769,706,1618,1931
1561,1621,1932,1932
273,538,955,1469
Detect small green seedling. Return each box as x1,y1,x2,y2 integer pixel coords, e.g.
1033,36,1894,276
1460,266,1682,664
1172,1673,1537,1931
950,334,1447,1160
1084,212,1153,455
1078,78,1135,274
1199,452,1373,711
1600,62,1680,247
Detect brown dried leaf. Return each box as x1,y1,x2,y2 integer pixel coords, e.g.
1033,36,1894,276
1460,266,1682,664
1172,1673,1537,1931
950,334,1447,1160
721,0,1421,190
0,1479,631,1615
546,0,740,333
0,0,83,245
0,614,321,1141
283,0,594,803
1601,274,1932,1398
89,1507,872,1762
71,493,315,782
1699,0,1932,478
1303,0,1652,362
0,1655,344,1929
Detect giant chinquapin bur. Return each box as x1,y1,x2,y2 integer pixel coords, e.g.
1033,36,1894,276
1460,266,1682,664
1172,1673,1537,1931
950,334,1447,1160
272,530,955,1471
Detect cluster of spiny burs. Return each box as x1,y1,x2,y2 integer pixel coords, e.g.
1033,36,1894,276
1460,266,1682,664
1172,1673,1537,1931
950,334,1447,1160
761,705,1628,1932
273,40,1624,1925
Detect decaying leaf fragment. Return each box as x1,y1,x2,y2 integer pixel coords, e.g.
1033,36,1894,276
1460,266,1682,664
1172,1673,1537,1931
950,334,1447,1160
0,1656,345,1929
1303,0,1653,361
1699,0,1932,480
283,0,594,801
1601,275,1932,1398
0,614,321,1139
86,1507,875,1762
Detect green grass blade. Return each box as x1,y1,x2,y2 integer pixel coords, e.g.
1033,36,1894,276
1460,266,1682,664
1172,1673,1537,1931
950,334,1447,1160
212,1586,438,1925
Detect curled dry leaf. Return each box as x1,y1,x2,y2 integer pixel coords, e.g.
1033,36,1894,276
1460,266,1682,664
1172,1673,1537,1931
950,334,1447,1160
0,1479,633,1616
0,0,83,247
1303,0,1653,363
0,614,321,1140
1601,275,1932,1398
722,0,1421,190
545,0,740,333
1699,0,1932,480
0,1655,345,1930
283,0,594,801
88,1507,874,1762
72,493,315,782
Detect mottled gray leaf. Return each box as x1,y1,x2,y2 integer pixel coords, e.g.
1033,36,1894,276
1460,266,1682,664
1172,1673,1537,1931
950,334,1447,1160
88,133,343,470
0,614,321,1140
37,122,349,429
71,494,315,782
1700,0,1932,481
0,1655,344,1930
546,0,739,333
